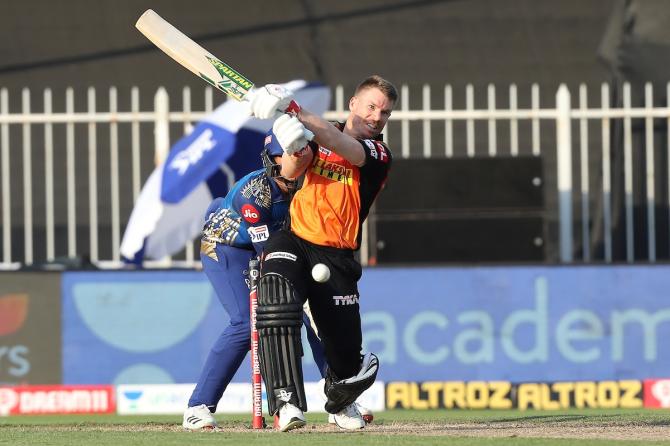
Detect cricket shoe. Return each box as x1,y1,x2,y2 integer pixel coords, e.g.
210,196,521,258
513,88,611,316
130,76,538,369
182,404,216,430
328,402,373,425
277,403,306,432
332,402,365,430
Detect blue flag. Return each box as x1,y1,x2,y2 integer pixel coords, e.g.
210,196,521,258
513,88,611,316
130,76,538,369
120,81,331,264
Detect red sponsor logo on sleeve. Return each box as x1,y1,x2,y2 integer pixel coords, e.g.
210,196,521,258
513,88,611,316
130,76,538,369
241,204,260,223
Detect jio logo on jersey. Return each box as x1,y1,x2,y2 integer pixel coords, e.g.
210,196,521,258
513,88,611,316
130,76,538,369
241,204,260,223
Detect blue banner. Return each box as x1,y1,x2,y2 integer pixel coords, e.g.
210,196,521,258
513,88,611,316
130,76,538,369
62,265,670,385
359,265,670,382
62,272,222,385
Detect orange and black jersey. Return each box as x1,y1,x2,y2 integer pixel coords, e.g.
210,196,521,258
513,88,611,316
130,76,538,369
289,122,392,250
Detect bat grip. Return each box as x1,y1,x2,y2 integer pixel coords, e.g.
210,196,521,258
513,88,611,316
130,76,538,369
285,101,313,141
285,100,301,115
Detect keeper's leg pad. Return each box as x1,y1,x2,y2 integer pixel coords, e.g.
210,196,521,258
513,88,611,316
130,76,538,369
256,273,306,415
324,353,379,414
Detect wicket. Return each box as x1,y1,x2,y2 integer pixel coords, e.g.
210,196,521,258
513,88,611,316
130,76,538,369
249,258,264,429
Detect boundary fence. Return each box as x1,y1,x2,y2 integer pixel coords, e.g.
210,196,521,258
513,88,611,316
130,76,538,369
1,82,668,269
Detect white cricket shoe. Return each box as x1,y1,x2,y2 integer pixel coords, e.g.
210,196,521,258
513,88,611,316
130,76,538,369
182,404,216,430
328,402,373,424
332,402,365,430
277,403,306,432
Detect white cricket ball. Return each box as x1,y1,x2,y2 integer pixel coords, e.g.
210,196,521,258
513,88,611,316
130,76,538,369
311,263,331,283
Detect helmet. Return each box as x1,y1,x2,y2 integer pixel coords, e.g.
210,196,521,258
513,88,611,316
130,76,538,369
261,128,283,178
261,128,297,193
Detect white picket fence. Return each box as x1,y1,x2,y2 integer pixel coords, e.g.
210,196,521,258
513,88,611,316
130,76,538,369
0,82,669,269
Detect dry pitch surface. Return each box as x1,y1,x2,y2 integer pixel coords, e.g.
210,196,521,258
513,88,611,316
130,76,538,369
210,419,670,441
73,419,668,441
5,409,670,443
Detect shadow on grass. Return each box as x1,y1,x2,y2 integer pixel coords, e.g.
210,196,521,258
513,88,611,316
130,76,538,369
488,413,670,426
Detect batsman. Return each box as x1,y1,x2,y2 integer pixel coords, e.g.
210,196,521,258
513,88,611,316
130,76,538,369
249,76,397,431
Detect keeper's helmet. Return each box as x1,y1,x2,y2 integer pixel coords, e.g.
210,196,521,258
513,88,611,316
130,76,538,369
261,129,297,192
261,129,283,178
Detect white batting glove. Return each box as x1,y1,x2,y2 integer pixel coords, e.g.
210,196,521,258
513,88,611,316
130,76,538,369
248,84,294,120
272,114,309,155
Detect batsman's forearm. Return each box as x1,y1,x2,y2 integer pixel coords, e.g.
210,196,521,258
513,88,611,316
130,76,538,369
281,149,312,179
297,109,365,166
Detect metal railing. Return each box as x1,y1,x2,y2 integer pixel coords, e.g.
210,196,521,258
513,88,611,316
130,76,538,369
1,82,669,269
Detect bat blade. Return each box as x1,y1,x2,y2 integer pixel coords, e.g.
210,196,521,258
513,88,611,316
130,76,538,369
135,9,254,101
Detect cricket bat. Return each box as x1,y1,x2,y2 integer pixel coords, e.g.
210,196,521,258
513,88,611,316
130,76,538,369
136,9,254,101
136,9,312,139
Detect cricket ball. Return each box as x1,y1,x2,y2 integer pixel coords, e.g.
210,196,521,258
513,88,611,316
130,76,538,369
311,263,331,283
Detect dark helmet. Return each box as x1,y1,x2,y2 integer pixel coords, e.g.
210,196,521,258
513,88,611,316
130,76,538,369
261,128,297,192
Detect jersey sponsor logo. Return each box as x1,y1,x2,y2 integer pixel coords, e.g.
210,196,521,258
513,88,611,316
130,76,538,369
375,142,389,163
264,252,297,262
311,158,353,185
333,294,359,306
364,140,378,159
247,225,269,243
241,204,260,223
319,146,332,156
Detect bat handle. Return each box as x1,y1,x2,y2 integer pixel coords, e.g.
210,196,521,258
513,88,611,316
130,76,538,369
286,101,314,141
285,100,301,115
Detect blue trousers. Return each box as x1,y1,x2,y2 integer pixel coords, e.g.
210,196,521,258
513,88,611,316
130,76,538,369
188,243,327,411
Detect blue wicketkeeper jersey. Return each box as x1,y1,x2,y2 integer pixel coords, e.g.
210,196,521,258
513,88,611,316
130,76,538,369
200,169,289,259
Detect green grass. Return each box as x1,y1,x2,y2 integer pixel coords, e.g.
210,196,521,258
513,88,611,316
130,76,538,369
1,409,670,445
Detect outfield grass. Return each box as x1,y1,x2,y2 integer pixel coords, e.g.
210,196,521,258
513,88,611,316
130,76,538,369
1,409,669,445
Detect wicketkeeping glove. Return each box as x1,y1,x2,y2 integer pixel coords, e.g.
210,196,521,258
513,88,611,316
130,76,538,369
248,84,297,119
272,114,310,155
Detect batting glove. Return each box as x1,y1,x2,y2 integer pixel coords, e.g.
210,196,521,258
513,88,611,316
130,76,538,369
248,84,295,120
272,114,309,155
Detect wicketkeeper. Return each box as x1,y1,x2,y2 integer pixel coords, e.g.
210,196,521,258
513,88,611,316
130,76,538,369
182,129,329,430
